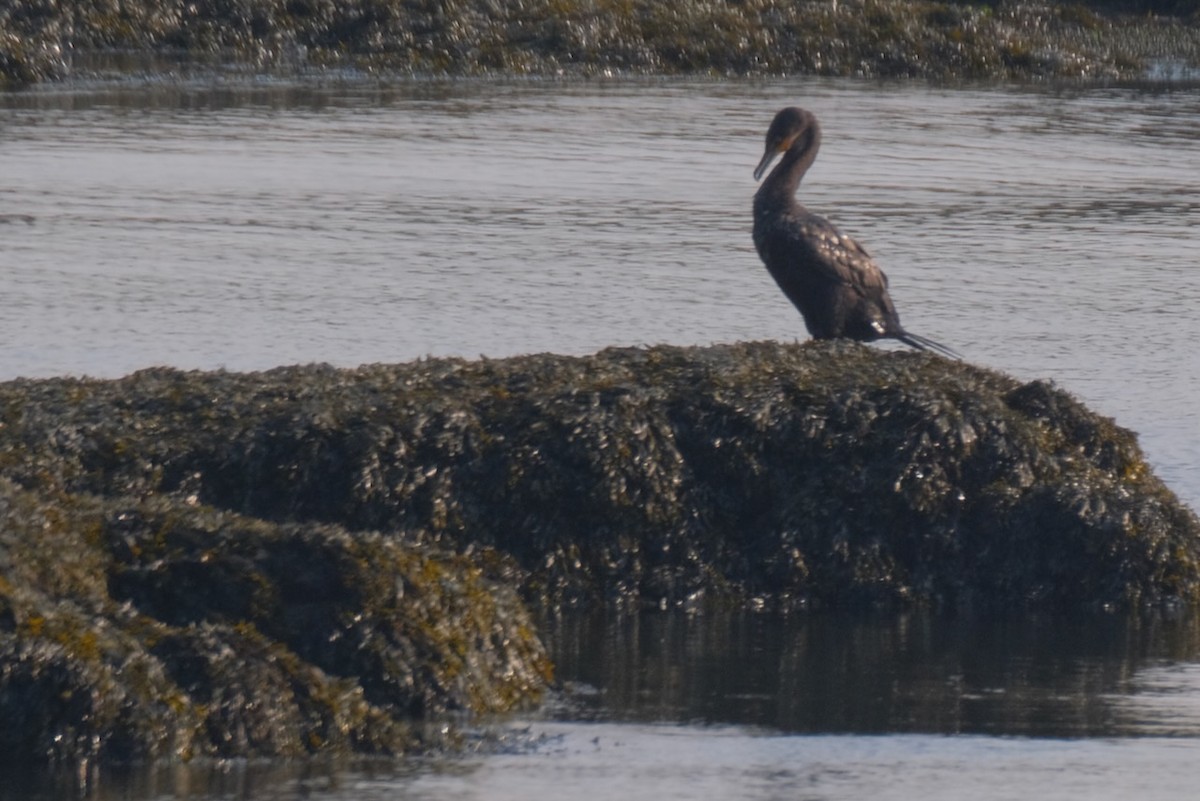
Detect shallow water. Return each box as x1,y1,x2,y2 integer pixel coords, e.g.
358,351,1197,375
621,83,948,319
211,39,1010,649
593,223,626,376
9,610,1200,801
1,78,1198,506
380,726,1200,801
39,726,1199,801
2,78,1200,797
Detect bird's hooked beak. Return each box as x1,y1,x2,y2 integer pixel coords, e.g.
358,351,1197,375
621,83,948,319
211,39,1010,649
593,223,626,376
754,129,803,181
753,146,780,182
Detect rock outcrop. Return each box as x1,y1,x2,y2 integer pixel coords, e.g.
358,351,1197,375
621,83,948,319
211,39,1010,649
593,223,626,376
2,340,1197,763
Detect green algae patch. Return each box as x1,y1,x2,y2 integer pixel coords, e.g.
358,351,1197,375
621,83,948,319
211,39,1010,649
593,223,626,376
2,340,1199,763
3,0,1200,87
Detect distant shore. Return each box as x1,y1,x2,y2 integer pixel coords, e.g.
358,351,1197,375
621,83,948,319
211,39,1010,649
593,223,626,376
3,0,1199,88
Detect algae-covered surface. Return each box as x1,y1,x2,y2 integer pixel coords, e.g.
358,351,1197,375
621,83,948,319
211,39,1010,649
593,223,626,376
2,341,1199,764
2,0,1200,87
0,486,551,765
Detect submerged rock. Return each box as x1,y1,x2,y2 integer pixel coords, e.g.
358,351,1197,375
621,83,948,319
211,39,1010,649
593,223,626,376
1,340,1198,763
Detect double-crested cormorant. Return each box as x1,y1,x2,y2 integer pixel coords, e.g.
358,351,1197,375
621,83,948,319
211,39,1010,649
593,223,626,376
752,107,959,359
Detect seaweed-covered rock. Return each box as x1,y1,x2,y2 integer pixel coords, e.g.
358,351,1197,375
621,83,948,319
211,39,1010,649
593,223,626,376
1,0,1199,86
1,341,1197,615
0,480,550,765
2,340,1198,762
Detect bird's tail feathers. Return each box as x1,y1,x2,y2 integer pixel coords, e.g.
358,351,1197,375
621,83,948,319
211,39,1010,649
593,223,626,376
896,331,962,360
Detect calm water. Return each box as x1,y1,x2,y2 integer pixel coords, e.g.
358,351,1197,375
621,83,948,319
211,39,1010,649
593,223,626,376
9,610,1200,800
3,78,1200,797
1,78,1198,504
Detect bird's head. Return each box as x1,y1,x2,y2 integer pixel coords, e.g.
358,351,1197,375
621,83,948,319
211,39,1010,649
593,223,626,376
754,107,821,181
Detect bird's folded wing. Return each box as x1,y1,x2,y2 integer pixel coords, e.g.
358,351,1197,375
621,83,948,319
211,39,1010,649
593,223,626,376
790,216,891,295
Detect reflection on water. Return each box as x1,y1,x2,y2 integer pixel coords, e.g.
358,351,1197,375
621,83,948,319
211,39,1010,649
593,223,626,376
1109,662,1200,736
544,609,1200,739
8,610,1200,801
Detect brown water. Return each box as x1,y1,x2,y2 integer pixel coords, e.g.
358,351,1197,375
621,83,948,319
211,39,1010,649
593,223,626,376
2,78,1200,798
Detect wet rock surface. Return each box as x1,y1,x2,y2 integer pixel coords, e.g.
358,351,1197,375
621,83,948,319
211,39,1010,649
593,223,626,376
2,341,1198,763
2,0,1199,87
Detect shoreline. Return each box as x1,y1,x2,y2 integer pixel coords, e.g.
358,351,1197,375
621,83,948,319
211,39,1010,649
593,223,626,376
3,1,1200,88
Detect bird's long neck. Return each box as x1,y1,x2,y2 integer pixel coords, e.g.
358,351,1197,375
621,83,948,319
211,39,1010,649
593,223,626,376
756,126,821,211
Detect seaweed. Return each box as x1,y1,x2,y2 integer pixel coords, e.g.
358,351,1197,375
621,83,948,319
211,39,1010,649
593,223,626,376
2,0,1199,87
2,341,1198,764
0,479,550,765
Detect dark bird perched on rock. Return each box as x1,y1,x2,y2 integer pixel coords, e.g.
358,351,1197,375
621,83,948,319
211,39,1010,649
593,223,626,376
752,106,959,359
